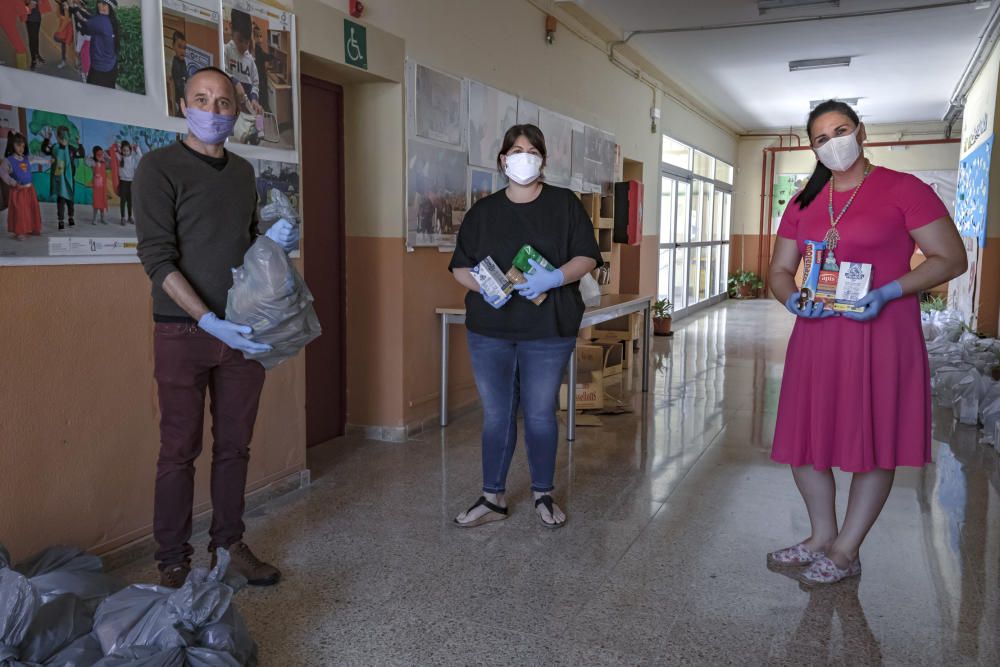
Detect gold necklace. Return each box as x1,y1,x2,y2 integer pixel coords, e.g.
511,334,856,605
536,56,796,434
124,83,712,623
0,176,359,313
825,163,872,250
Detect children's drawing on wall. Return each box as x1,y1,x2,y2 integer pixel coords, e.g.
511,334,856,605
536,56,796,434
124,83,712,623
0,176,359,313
1,0,145,94
0,104,181,263
407,139,467,248
162,0,220,118
223,0,296,150
771,173,811,232
955,135,991,247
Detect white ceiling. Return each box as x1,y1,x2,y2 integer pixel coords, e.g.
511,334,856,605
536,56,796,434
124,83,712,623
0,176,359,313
571,0,993,131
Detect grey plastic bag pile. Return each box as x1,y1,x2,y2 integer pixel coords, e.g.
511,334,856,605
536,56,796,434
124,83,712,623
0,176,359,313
0,544,122,667
226,189,322,369
924,309,1000,445
91,550,257,667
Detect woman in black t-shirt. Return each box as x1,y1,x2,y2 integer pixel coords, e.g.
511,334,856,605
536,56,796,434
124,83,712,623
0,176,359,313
448,124,603,529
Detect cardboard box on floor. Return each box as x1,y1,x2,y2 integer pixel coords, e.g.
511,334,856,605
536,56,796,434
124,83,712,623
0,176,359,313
595,312,642,340
591,331,633,370
559,344,604,410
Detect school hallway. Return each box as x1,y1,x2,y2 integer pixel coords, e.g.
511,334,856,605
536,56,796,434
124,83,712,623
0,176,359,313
110,300,1000,666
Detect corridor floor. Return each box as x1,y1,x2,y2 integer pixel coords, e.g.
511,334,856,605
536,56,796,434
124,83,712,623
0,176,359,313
113,300,1000,666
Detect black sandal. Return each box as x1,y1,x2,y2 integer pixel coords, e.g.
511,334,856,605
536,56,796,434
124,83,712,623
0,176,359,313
534,495,566,529
454,496,508,528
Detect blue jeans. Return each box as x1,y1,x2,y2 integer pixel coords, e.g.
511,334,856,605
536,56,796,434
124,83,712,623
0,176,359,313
467,331,577,494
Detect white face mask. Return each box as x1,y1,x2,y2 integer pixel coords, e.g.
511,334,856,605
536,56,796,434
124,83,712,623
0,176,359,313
504,152,543,185
814,126,862,173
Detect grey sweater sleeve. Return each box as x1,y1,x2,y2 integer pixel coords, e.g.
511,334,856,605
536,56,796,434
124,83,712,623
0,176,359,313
134,157,180,287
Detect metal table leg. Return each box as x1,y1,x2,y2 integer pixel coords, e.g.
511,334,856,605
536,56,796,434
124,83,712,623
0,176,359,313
567,339,578,441
642,303,651,393
440,314,450,427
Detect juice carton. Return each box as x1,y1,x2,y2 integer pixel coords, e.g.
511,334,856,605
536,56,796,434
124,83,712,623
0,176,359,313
471,257,513,302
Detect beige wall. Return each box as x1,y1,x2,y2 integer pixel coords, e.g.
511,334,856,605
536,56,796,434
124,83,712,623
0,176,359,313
296,0,736,429
0,265,306,563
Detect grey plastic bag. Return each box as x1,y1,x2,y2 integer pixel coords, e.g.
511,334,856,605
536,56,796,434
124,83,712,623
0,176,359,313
225,190,321,370
0,568,38,667
92,551,257,667
42,632,103,666
11,546,122,614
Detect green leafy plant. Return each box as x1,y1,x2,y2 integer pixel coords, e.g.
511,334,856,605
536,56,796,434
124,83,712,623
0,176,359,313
920,294,948,314
728,271,764,298
653,298,673,320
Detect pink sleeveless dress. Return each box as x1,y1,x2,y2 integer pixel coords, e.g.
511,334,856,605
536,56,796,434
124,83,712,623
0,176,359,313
772,167,949,472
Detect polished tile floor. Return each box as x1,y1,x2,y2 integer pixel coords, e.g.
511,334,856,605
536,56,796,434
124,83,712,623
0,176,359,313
114,300,1000,666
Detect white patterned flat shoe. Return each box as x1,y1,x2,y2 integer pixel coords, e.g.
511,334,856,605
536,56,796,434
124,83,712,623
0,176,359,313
767,542,825,566
799,555,862,585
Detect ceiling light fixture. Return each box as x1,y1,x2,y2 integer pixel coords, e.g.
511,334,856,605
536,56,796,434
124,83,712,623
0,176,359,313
810,97,859,109
758,0,840,14
789,56,852,71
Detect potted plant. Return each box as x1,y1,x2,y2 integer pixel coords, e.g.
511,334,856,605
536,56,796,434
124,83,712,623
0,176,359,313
652,298,673,336
728,271,764,299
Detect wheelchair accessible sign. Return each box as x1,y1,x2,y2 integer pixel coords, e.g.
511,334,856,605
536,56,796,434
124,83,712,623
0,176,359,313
344,19,368,70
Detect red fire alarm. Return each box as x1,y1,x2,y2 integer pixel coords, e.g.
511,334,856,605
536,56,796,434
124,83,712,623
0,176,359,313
350,0,364,18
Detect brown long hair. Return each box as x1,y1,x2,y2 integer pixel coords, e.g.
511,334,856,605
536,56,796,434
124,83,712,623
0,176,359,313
496,124,547,175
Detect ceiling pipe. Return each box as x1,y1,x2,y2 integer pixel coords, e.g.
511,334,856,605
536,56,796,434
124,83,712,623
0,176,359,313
609,0,978,59
943,0,1000,134
742,132,802,147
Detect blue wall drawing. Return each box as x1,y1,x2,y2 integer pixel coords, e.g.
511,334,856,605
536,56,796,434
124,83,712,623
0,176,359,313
955,135,992,247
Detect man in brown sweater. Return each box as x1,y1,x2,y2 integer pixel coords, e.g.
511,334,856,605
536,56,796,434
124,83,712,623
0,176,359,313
136,67,298,589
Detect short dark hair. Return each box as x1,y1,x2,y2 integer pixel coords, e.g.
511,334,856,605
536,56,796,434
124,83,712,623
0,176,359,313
92,145,103,157
120,140,131,149
172,30,185,44
184,66,237,101
496,124,547,174
230,8,252,39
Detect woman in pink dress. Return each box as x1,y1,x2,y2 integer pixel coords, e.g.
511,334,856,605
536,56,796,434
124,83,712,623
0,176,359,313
767,100,967,585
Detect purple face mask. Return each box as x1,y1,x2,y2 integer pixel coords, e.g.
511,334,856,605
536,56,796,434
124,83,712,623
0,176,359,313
185,107,236,145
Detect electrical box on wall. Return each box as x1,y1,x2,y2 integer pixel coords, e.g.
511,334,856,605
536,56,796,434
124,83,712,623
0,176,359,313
613,180,643,246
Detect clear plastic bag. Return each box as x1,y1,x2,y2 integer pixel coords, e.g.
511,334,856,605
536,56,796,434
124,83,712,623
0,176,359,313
980,382,1000,445
952,368,986,425
578,273,601,307
92,550,257,667
225,190,321,370
934,363,974,408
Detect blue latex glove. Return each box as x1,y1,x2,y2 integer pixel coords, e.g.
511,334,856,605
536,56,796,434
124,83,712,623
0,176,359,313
842,281,903,322
513,259,565,300
482,291,511,309
198,312,273,354
264,219,299,253
784,292,837,319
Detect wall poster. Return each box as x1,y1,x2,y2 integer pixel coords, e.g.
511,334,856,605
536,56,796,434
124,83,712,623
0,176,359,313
0,0,146,94
538,109,571,188
406,139,468,248
223,0,296,150
955,135,991,248
415,63,463,146
162,0,221,118
468,80,516,169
